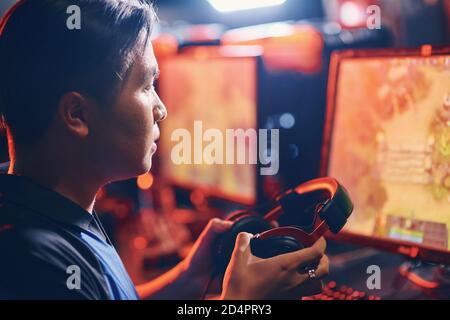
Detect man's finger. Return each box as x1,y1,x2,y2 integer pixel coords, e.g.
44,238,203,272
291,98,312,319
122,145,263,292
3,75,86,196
231,232,253,261
274,237,326,269
293,255,330,285
275,256,329,299
196,218,233,245
312,255,329,278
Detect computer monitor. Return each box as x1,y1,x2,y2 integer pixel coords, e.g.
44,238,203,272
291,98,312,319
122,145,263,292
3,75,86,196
157,48,259,205
322,46,450,264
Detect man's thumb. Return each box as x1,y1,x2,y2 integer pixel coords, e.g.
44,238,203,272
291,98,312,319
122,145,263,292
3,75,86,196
231,232,253,259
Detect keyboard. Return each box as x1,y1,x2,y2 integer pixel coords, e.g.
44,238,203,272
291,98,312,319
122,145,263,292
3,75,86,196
304,281,382,300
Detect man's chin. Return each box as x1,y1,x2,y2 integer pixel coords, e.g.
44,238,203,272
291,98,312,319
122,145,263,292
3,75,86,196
142,153,154,173
136,156,153,176
110,152,154,182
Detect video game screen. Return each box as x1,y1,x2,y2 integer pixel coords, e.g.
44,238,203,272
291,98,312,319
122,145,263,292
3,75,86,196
158,55,257,205
327,53,450,252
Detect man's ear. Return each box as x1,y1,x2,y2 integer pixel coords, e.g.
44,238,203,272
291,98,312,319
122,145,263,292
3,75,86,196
58,92,90,138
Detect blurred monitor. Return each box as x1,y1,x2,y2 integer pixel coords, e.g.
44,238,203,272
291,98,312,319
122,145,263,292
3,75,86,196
322,46,450,263
157,48,259,205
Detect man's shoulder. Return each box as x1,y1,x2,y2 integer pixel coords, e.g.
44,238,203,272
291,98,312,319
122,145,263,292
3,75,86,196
0,207,85,281
0,203,110,299
0,201,72,256
0,218,69,258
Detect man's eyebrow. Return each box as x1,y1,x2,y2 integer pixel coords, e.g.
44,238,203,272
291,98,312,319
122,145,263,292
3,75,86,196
153,65,161,79
150,65,160,80
141,65,160,84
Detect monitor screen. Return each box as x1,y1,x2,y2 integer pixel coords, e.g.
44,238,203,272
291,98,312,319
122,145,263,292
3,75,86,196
158,53,258,205
324,49,450,258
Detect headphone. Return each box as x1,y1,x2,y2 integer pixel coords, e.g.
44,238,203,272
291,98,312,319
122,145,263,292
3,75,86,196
215,177,353,272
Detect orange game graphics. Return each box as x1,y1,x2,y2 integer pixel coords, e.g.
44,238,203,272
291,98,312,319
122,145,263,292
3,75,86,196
327,54,450,251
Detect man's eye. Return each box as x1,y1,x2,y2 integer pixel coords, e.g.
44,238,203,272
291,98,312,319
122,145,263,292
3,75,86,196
144,84,154,92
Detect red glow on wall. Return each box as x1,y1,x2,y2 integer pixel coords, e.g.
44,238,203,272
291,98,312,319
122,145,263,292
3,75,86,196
190,189,206,206
222,24,324,73
152,33,179,60
133,236,148,250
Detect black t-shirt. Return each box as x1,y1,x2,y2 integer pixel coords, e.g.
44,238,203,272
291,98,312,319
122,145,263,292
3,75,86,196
0,174,133,299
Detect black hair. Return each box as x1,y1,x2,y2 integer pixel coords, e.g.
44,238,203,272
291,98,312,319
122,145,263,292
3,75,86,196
0,0,157,146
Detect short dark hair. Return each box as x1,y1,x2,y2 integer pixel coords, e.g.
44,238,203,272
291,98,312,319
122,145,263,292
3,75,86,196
0,0,157,146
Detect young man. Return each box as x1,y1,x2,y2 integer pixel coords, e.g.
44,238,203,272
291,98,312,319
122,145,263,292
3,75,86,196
0,0,328,300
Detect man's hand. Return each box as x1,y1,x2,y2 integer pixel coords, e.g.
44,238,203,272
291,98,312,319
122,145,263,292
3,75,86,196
221,233,329,300
137,218,232,299
180,218,233,293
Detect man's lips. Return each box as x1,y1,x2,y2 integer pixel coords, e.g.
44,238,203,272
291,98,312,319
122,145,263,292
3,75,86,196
153,125,160,143
151,126,160,152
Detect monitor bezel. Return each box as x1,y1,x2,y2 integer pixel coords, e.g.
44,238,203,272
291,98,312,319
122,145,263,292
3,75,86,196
321,45,450,264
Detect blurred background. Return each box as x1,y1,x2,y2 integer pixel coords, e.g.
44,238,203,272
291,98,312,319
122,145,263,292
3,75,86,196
1,0,449,299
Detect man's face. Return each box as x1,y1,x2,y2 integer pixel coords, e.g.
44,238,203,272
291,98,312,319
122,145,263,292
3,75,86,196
88,41,166,181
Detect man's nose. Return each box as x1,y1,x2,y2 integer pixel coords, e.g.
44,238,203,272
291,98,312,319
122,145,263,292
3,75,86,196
153,93,167,123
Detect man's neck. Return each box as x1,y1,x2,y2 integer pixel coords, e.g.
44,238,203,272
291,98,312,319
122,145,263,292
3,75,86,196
8,148,101,214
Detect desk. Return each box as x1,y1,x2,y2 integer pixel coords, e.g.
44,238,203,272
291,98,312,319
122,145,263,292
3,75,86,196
324,241,450,300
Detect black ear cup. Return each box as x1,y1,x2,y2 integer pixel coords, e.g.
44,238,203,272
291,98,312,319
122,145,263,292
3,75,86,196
318,185,353,233
251,236,304,259
277,190,324,232
216,215,272,272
